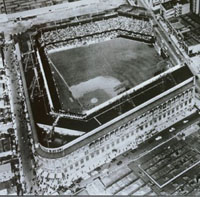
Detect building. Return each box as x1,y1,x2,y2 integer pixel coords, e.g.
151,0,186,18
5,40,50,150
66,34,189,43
191,0,200,15
182,30,200,55
13,7,197,187
145,0,171,10
161,11,200,56
0,0,68,14
34,64,197,185
0,163,14,183
0,0,124,14
160,0,190,19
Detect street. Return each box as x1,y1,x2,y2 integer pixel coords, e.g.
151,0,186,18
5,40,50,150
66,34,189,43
5,43,36,193
139,0,184,65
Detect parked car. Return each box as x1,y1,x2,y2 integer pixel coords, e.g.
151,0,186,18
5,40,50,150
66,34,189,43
169,127,175,132
155,136,162,141
117,161,122,166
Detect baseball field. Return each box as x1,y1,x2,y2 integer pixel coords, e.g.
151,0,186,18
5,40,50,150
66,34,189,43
48,38,164,113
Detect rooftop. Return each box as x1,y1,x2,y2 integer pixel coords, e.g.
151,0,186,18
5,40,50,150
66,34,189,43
162,0,189,10
162,1,176,10
168,13,200,47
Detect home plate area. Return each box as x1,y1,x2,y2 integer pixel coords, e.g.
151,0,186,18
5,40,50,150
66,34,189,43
79,89,109,110
69,76,124,110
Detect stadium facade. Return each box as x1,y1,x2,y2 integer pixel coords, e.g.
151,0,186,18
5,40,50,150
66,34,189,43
191,0,200,15
14,8,198,184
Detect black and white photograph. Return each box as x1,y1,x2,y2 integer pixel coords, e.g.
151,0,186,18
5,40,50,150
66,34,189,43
0,0,200,195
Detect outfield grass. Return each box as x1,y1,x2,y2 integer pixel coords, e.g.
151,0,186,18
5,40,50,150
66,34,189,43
48,38,164,113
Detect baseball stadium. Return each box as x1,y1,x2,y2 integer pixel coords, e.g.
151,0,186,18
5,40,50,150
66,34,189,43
16,5,192,149
29,8,161,143
12,3,200,192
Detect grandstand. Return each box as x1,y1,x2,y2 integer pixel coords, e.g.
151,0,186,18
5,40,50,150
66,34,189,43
16,7,195,147
38,14,153,48
32,63,196,187
34,12,155,118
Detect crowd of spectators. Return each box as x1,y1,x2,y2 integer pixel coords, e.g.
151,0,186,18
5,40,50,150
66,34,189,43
45,30,118,52
39,16,152,49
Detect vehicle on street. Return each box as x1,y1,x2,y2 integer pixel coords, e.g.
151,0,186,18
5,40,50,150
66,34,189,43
169,127,175,132
155,136,162,141
183,120,189,124
117,161,122,165
91,171,98,176
111,158,116,163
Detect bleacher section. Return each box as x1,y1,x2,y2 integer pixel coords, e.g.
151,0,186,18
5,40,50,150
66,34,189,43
38,15,153,48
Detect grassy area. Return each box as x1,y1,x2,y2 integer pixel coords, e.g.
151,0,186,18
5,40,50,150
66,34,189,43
48,38,163,113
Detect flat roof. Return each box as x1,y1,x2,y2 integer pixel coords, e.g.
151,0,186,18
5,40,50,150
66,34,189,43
0,163,11,173
162,1,175,10
168,13,200,47
162,0,189,10
185,37,199,46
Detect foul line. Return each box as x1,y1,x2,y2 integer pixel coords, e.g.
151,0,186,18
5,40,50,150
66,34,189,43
37,50,54,109
48,58,84,109
48,58,70,90
94,117,102,126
